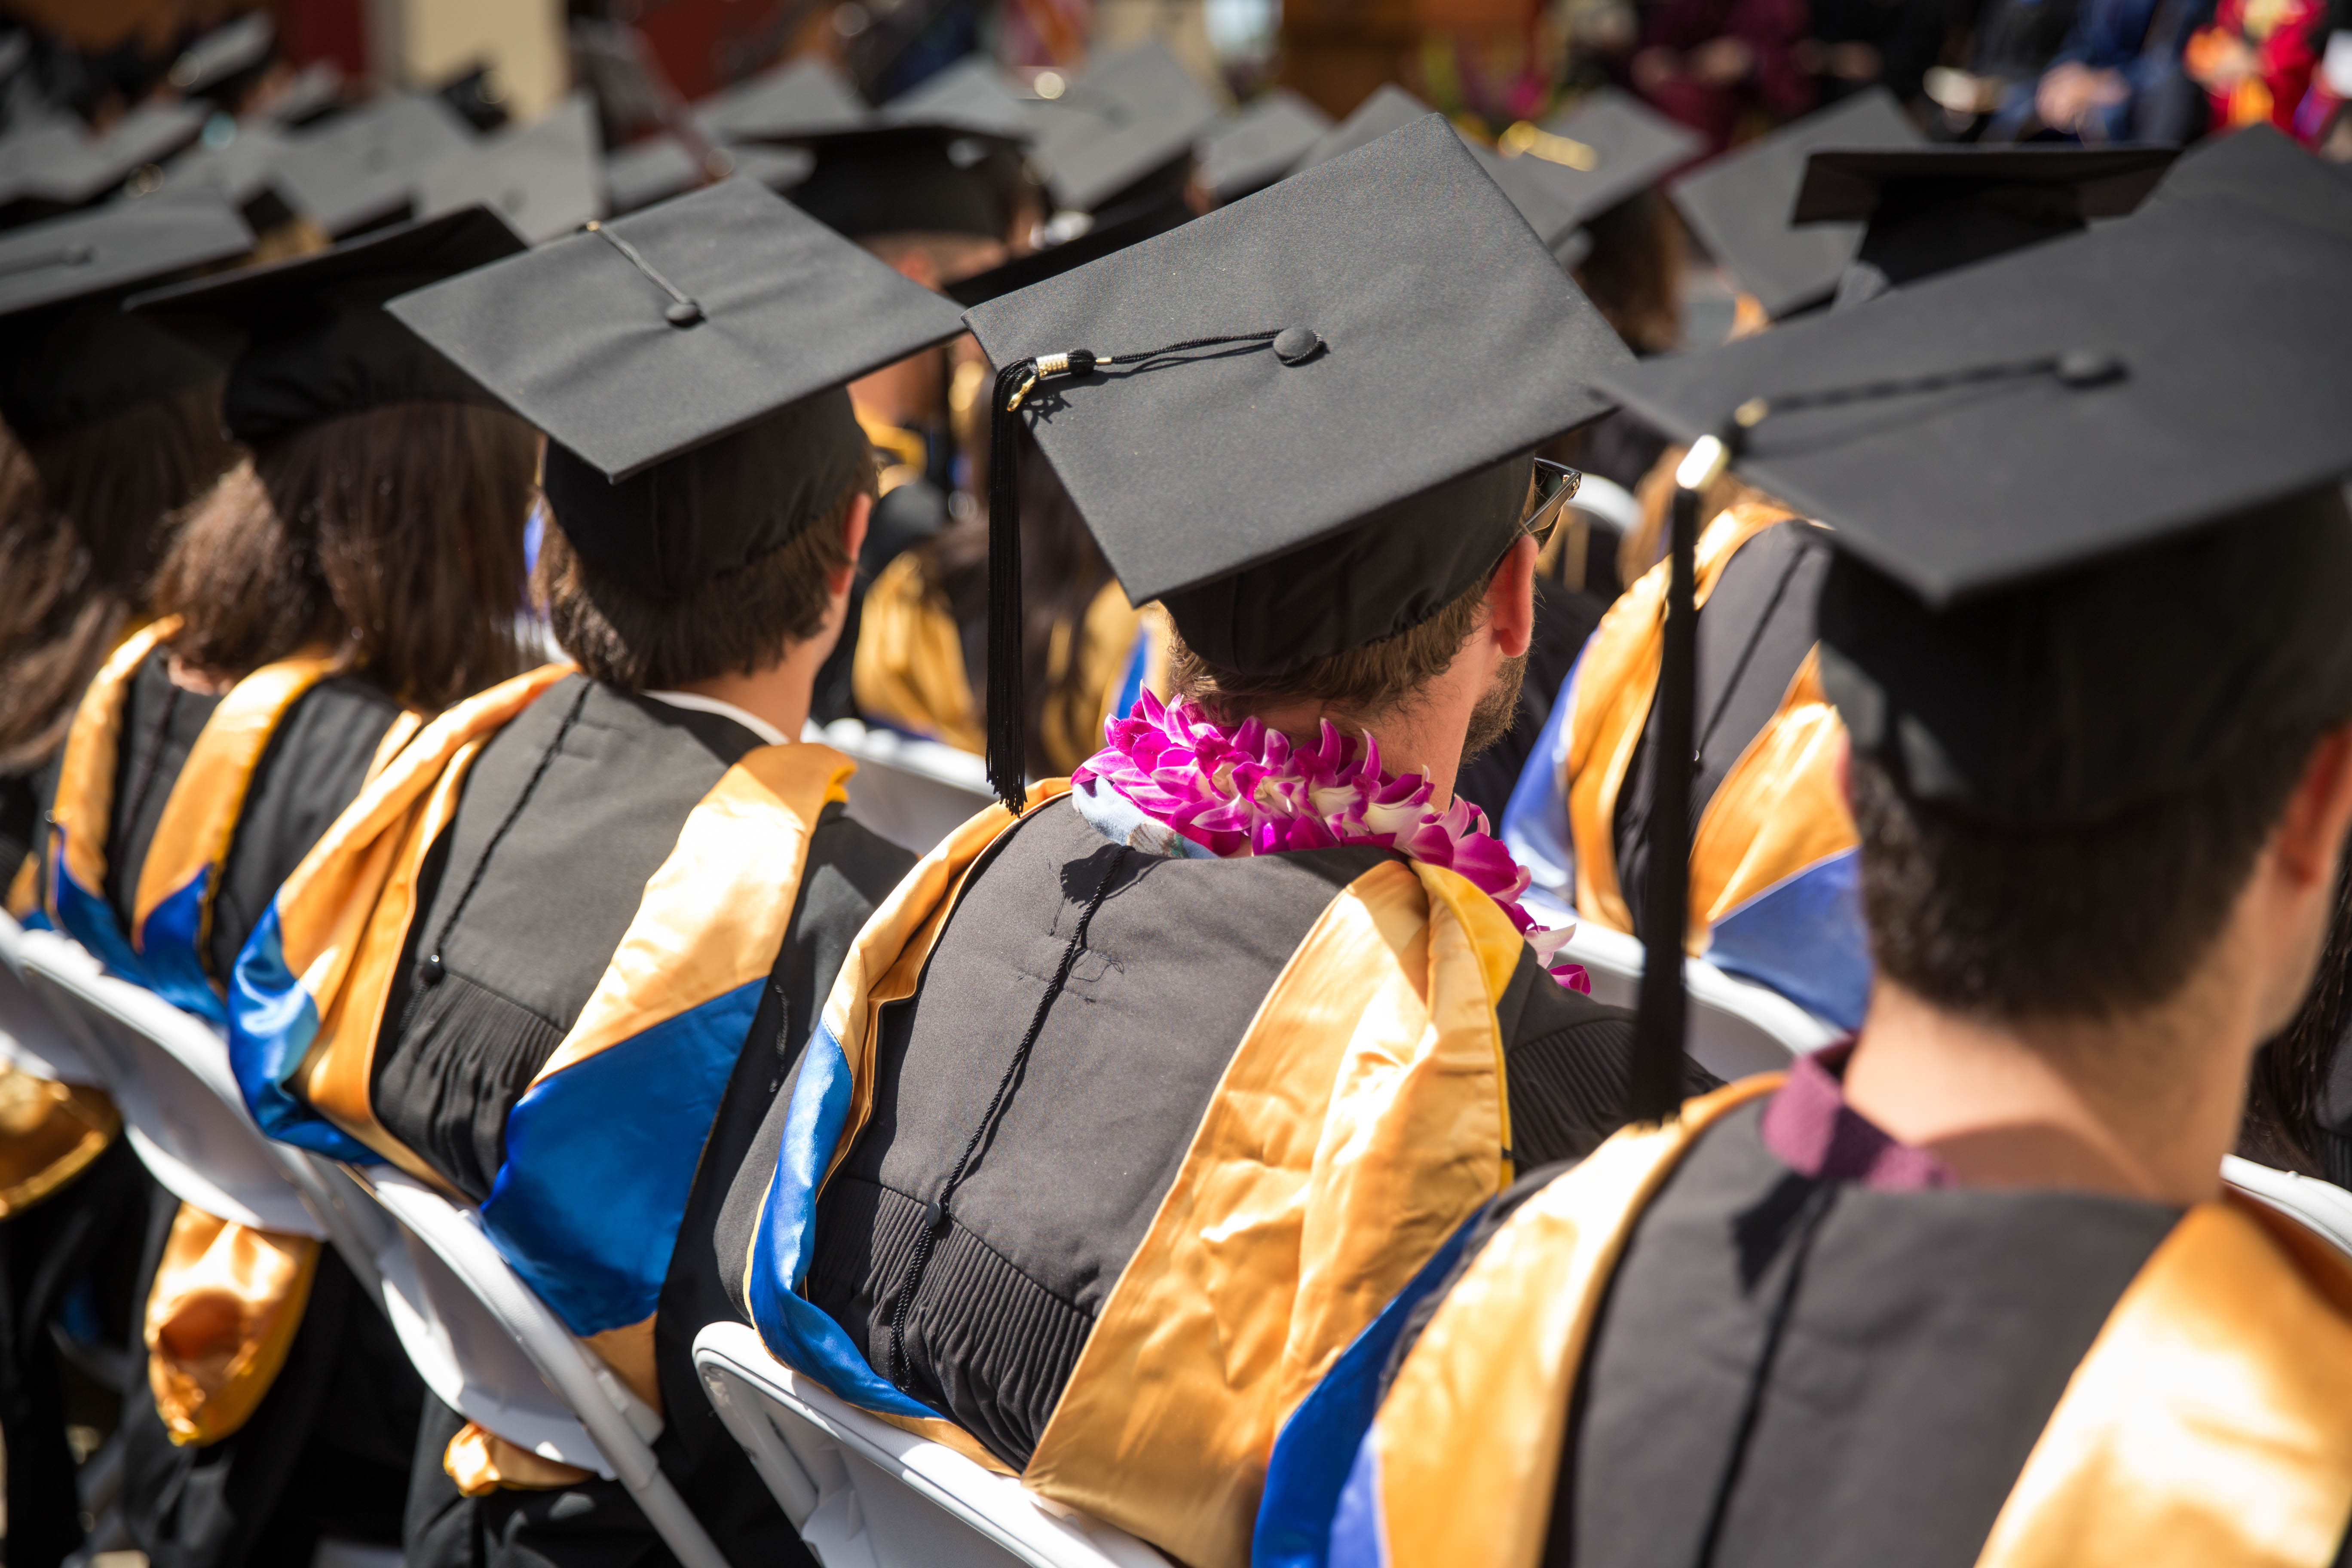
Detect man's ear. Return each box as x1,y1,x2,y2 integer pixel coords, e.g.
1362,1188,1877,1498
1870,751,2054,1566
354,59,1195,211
833,492,873,599
2274,724,2352,892
1486,536,1538,660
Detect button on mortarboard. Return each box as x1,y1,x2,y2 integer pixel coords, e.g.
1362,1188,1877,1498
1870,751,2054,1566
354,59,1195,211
129,204,526,444
1667,88,1922,320
1022,41,1220,215
417,94,604,243
1794,144,2179,301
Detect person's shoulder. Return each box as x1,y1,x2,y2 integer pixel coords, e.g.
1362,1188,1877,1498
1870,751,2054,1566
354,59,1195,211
1496,944,1636,1050
808,799,919,896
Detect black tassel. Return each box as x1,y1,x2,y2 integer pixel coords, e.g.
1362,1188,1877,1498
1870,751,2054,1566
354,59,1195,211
986,361,1035,814
1628,478,1703,1125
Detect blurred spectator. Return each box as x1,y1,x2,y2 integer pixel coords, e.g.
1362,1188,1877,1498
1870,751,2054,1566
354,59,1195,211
1630,0,1814,149
1987,0,2213,139
2184,0,2326,132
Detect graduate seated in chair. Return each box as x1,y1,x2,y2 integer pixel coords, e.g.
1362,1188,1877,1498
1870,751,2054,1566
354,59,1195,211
1300,126,2352,1568
233,177,959,1568
717,116,1694,1568
34,206,541,1568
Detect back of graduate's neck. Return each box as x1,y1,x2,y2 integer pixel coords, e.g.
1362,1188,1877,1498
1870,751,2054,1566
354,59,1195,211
1840,975,2253,1208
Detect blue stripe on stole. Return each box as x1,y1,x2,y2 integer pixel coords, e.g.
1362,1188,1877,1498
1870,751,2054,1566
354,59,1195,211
134,869,227,1024
51,830,155,992
480,978,763,1338
746,1020,940,1421
1704,848,1871,1032
225,899,379,1161
1325,1439,1391,1568
1111,622,1153,724
1253,1205,1483,1568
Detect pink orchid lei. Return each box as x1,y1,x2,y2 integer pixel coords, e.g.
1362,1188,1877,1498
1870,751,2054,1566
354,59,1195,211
1071,691,1589,990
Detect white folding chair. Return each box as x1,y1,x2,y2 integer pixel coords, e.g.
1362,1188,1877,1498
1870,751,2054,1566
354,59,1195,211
807,718,997,858
2222,1155,2352,1260
693,1321,1175,1568
1542,901,1843,1081
358,1169,733,1568
0,912,104,1087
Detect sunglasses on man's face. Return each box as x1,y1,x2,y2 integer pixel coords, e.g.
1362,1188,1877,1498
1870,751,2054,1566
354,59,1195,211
1521,458,1584,548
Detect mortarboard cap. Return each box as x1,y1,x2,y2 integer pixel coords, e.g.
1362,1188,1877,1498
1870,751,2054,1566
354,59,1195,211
1196,89,1332,203
944,187,1192,306
1298,84,1580,252
0,104,208,221
963,115,1629,803
1023,41,1220,214
139,122,293,224
273,94,476,237
1598,123,2352,1117
694,57,870,145
385,177,966,594
130,204,524,444
601,135,812,214
1668,87,1921,319
1493,88,1704,227
1795,143,2178,302
260,60,345,128
786,122,1016,240
417,93,603,242
0,195,251,435
879,56,1036,143
167,12,275,100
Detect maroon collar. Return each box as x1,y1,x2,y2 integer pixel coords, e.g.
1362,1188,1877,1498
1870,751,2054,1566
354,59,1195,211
1759,1042,1954,1191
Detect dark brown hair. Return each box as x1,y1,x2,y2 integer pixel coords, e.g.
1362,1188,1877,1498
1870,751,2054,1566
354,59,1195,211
0,381,240,771
151,401,535,709
919,427,1118,770
1848,731,2327,1023
1169,565,1496,723
1573,193,1684,358
2239,858,2352,1179
537,482,861,693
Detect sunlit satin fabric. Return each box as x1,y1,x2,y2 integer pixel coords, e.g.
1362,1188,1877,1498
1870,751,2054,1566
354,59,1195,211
0,1065,118,1216
144,1200,321,1446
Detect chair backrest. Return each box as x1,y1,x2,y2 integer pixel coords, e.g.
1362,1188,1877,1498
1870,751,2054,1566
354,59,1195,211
693,1320,1176,1568
2222,1155,2352,1260
808,718,996,858
14,927,328,1236
0,912,104,1087
1556,915,1841,1080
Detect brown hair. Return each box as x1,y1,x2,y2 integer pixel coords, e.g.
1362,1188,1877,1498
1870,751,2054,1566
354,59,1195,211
536,482,861,693
1573,193,1685,357
1847,731,2327,1024
0,381,240,771
1169,564,1497,723
151,401,535,709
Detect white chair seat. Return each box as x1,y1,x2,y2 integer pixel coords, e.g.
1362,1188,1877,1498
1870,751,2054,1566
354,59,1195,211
807,719,997,858
0,913,104,1087
2223,1155,2352,1260
694,1320,1174,1568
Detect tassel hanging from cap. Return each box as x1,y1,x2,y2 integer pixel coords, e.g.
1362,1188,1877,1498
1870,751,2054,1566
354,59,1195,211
986,360,1037,813
1626,435,1729,1125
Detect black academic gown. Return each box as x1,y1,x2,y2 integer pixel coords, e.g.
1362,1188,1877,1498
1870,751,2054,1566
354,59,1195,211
1548,1101,2199,1568
716,798,1666,1473
378,677,913,1568
46,649,423,1568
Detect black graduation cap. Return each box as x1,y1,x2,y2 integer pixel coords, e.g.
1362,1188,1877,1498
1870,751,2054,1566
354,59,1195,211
1196,89,1332,204
1795,144,2179,302
0,195,251,436
129,204,524,444
1597,123,2352,1119
878,56,1036,143
0,104,207,218
1023,41,1220,215
1668,87,1922,319
786,122,1017,240
384,177,966,594
962,114,1630,806
1298,84,1580,253
417,94,603,243
273,94,477,237
693,57,870,145
602,135,812,215
141,121,292,222
260,60,346,128
167,12,274,100
1493,88,1703,229
943,188,1194,306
